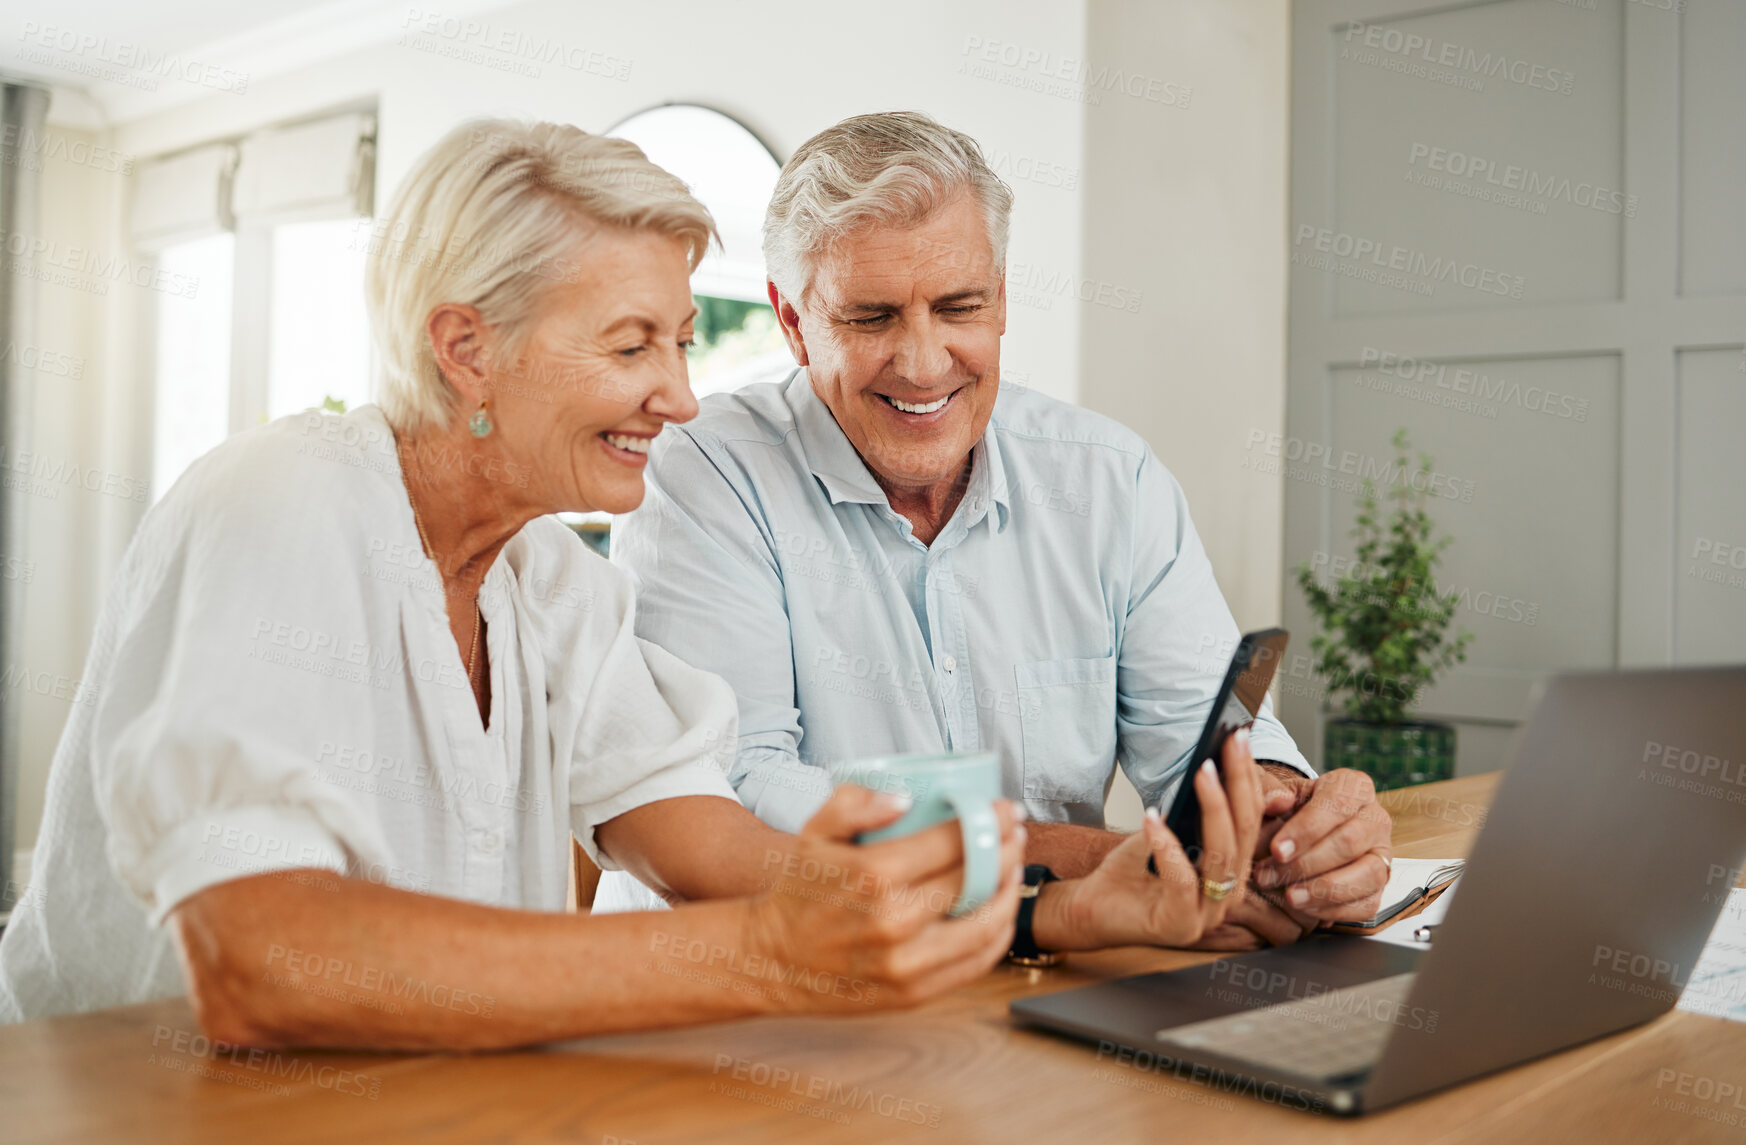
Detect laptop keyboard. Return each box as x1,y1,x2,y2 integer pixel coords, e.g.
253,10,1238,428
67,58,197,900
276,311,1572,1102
1155,972,1418,1082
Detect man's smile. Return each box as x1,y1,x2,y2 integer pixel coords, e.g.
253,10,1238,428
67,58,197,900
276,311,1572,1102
883,393,950,415
873,384,969,424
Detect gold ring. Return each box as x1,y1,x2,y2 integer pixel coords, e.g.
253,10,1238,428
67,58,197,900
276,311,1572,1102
1200,875,1238,901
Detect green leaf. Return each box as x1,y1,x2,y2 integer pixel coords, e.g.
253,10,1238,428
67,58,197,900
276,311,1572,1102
1293,428,1473,726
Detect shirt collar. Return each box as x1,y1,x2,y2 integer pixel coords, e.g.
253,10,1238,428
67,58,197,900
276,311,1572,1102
786,368,1012,534
788,368,887,506
970,414,1013,534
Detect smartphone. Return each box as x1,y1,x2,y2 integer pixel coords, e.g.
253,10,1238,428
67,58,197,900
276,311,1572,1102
1158,628,1289,868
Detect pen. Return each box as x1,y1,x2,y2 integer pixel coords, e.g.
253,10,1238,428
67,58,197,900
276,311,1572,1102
1413,923,1438,943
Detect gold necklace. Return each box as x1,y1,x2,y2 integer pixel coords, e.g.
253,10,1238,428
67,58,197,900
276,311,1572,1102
401,461,483,692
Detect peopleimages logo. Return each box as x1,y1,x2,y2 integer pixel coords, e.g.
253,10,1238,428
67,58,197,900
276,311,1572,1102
1406,143,1638,218
710,1055,943,1127
0,339,85,380
1007,261,1143,313
1294,226,1525,299
1691,538,1746,572
1638,738,1746,806
959,36,1192,109
1652,1068,1746,1129
1686,543,1746,592
1358,347,1590,422
0,227,200,300
15,21,249,94
1204,958,1441,1033
1303,552,1541,627
1641,740,1746,789
0,445,148,502
398,7,632,80
649,931,879,1004
0,664,100,704
0,124,134,175
1243,430,1477,503
149,1025,381,1099
983,148,1080,191
1342,22,1575,96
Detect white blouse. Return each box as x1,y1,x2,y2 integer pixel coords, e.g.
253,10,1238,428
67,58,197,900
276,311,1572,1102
0,406,739,1021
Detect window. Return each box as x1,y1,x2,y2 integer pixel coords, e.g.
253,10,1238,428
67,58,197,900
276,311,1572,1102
151,233,235,498
267,218,373,421
608,105,789,399
139,112,375,498
569,107,789,552
687,296,788,399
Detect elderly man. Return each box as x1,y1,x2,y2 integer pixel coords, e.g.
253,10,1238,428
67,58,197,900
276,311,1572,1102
607,112,1391,955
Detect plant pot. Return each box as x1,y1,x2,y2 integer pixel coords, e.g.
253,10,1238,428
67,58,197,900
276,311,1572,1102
1322,718,1456,791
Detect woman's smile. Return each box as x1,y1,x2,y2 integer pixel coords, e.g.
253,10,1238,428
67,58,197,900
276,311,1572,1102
600,430,657,465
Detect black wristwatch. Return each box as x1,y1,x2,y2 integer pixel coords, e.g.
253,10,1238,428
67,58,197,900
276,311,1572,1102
1007,864,1064,968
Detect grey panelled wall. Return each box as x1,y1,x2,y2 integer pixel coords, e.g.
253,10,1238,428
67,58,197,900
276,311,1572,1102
1284,0,1746,776
1677,348,1746,663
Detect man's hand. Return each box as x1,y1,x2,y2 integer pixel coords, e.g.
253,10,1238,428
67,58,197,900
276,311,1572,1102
1029,729,1266,952
1251,767,1394,923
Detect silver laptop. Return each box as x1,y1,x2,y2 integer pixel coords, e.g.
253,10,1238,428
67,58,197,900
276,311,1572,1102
1011,666,1746,1115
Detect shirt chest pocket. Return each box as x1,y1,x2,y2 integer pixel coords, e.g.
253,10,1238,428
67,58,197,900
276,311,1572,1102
1013,655,1118,805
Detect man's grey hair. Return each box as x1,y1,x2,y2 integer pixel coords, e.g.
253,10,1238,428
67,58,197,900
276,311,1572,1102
762,111,1014,304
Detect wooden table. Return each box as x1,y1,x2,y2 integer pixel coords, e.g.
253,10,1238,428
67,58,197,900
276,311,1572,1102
7,773,1746,1144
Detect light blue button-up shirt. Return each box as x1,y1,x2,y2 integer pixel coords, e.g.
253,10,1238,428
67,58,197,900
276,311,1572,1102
612,369,1310,834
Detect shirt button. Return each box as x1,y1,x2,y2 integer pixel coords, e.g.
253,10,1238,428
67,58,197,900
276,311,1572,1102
943,655,957,673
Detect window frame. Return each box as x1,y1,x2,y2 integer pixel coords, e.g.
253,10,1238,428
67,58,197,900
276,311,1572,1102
139,109,376,493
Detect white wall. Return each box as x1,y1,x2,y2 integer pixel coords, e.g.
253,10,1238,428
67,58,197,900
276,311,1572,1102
1080,0,1293,634
9,124,126,860
1079,0,1293,830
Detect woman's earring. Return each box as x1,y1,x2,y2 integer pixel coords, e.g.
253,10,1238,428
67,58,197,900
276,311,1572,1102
469,398,493,438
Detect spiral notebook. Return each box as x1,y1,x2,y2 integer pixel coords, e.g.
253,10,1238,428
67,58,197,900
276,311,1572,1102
1326,858,1464,936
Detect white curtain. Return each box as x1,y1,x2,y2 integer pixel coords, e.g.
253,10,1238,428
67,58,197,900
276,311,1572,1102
130,143,238,253
128,111,375,249
231,112,376,225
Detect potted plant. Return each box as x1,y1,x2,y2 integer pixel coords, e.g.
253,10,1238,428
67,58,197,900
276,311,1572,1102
1293,429,1473,790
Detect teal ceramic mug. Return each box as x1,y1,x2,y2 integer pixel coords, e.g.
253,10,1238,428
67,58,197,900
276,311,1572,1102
829,751,1001,917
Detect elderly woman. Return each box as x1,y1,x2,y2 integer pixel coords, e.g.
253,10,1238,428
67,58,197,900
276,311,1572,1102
0,120,1026,1047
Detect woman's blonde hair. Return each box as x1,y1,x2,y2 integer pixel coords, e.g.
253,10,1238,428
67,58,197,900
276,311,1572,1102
366,119,718,432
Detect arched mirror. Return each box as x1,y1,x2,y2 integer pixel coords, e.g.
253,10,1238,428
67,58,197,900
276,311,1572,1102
609,105,792,400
